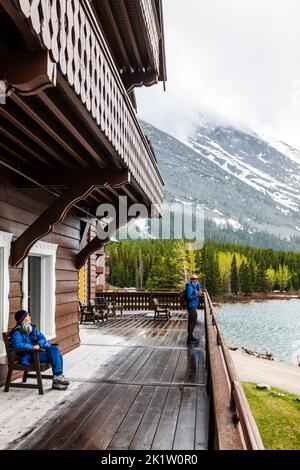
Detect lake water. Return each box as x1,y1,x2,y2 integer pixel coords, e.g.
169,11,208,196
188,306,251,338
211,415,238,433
215,299,300,365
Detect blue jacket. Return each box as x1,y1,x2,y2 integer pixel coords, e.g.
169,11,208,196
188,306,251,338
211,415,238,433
11,325,48,366
186,281,201,308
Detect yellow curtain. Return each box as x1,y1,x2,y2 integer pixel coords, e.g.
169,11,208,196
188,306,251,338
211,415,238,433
79,266,86,301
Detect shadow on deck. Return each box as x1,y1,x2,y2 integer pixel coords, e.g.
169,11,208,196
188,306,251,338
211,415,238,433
4,311,209,450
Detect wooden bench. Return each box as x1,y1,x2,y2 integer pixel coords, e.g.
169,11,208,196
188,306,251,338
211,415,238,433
79,300,99,324
153,298,171,320
2,331,53,395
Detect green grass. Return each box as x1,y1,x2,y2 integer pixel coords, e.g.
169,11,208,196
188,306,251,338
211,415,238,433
242,382,300,450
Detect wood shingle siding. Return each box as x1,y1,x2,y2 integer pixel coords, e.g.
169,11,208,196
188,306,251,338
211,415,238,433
0,179,81,385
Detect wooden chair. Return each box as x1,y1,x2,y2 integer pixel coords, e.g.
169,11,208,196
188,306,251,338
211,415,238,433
153,298,171,320
90,299,108,322
2,332,53,395
79,300,98,324
111,301,123,316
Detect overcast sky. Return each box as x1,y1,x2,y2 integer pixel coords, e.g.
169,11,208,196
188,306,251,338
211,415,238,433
136,0,300,148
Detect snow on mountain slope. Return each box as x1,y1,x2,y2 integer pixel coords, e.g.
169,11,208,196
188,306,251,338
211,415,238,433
141,118,300,243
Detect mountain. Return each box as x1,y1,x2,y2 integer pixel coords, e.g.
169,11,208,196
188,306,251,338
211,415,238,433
141,118,300,250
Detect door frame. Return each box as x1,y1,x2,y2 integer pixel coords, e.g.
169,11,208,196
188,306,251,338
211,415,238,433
22,240,58,339
0,231,13,362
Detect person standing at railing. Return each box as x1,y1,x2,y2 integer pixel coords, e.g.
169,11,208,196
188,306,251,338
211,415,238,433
185,274,202,345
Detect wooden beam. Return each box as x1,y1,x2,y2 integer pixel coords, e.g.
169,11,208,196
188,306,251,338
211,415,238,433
17,169,129,188
0,100,66,167
56,75,121,169
11,93,90,168
119,0,144,71
101,0,132,72
39,86,109,169
0,0,41,49
0,50,56,96
76,237,105,270
76,214,133,269
134,0,156,70
10,170,130,267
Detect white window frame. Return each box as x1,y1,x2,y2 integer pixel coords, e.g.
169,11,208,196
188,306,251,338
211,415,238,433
22,240,58,340
0,231,13,363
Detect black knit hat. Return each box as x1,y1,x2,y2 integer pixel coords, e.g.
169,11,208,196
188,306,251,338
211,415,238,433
15,310,28,323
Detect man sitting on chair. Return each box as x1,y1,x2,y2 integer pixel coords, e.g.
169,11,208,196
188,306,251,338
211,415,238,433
11,310,70,391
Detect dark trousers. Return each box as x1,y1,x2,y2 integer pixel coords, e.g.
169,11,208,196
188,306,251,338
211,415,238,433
187,307,198,340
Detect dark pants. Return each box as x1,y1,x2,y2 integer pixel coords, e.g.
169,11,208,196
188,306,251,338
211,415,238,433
187,307,198,340
30,345,63,375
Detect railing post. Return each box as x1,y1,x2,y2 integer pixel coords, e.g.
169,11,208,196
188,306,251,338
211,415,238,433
149,291,153,309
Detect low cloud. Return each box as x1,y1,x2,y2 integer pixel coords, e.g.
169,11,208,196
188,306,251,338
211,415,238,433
137,0,300,148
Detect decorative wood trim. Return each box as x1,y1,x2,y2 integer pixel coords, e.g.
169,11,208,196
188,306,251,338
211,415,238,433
0,50,57,96
122,72,158,93
0,231,14,362
10,170,130,267
22,241,58,340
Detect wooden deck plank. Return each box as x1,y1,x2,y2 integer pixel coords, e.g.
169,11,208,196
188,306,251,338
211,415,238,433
172,349,190,384
101,348,146,381
7,310,209,451
159,349,181,383
133,349,167,383
151,387,182,450
61,384,132,450
21,383,112,450
107,386,156,450
143,349,173,383
129,386,169,450
83,385,141,450
173,387,197,450
111,349,153,381
195,388,210,450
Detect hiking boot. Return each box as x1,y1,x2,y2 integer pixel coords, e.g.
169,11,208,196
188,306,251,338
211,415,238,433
53,374,70,386
52,381,68,391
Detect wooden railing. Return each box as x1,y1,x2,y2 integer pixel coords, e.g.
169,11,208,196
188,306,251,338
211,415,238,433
94,288,264,449
96,291,184,310
204,290,264,450
14,0,164,207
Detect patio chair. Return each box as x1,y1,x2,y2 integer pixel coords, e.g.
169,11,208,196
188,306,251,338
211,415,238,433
79,300,98,324
2,332,53,395
153,298,171,320
110,300,124,316
94,297,108,321
90,299,108,322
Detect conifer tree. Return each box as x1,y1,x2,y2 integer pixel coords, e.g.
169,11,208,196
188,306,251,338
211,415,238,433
256,262,268,292
230,254,239,294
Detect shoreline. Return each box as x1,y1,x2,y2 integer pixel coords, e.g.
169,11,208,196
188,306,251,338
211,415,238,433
213,292,300,306
230,349,300,395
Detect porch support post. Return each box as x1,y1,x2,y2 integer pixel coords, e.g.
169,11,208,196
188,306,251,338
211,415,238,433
76,237,106,271
10,170,130,267
76,215,133,270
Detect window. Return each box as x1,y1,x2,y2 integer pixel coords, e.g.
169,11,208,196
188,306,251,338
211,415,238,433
22,241,58,339
0,231,13,362
28,256,42,329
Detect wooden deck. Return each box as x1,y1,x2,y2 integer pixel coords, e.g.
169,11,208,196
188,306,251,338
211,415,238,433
3,311,209,450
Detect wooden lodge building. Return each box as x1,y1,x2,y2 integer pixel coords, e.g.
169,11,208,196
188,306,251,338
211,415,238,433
0,0,166,384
